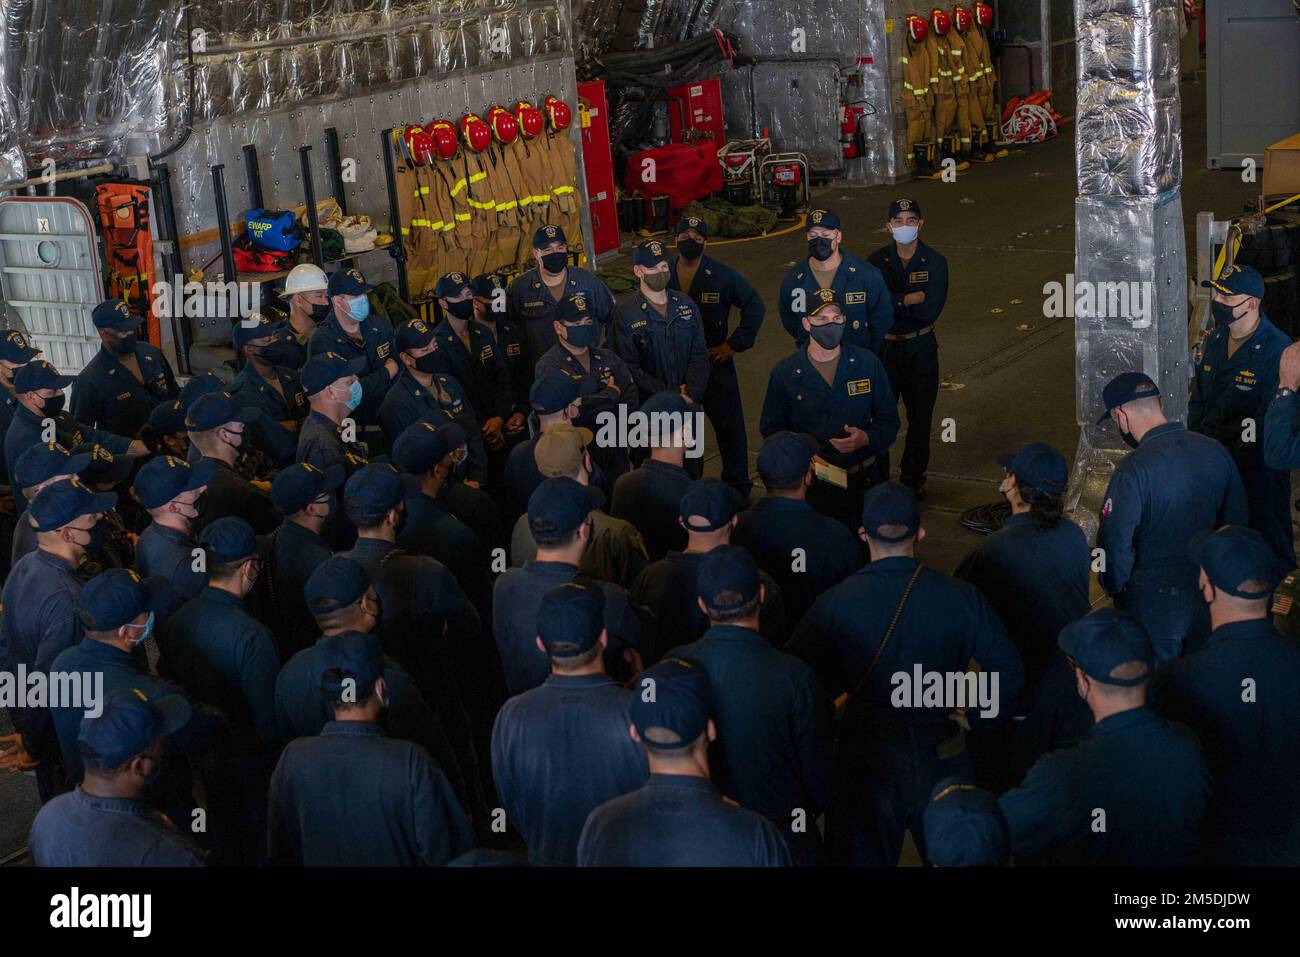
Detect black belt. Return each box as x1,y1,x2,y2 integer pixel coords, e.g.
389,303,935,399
885,324,934,341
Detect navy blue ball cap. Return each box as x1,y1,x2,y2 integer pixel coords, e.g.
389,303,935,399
270,462,345,516
0,329,40,363
537,580,606,656
757,431,819,488
392,420,467,475
924,777,1010,867
394,318,436,354
697,544,760,615
806,208,841,231
629,658,711,749
29,478,116,532
640,389,691,418
178,371,229,411
679,477,737,532
316,630,384,698
148,399,188,436
470,273,507,299
305,555,371,616
91,299,139,331
555,294,596,325
134,455,213,510
327,268,372,298
530,373,583,414
79,568,171,632
632,239,669,268
199,516,257,564
1097,371,1161,423
532,223,567,249
997,442,1068,496
808,287,844,317
344,462,405,515
186,391,260,431
528,476,600,541
888,197,923,219
301,351,368,397
79,687,191,769
14,442,92,490
862,481,920,542
434,272,471,300
1202,263,1265,300
231,313,282,351
1058,607,1154,686
1189,524,1282,599
14,359,73,394
74,443,135,487
674,216,709,238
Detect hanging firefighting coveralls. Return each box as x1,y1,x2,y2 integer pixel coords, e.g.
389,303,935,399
901,15,937,177
459,113,496,276
542,96,584,257
971,1,1006,156
952,5,991,162
486,106,527,272
937,8,977,163
513,100,553,268
393,126,437,298
924,9,965,170
427,118,472,283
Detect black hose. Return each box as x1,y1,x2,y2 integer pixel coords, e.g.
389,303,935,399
149,6,198,162
959,501,1012,535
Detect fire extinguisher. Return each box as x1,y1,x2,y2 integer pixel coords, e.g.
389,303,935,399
840,101,872,159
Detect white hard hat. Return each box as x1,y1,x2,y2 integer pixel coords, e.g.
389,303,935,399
284,263,328,296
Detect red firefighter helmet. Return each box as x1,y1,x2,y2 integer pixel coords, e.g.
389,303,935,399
514,100,544,139
426,120,459,160
906,14,929,43
953,5,973,34
974,1,993,28
544,95,573,132
487,105,518,144
404,125,436,166
460,113,492,153
931,7,951,36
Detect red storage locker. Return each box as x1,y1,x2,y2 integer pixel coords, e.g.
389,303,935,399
666,77,725,147
585,163,620,256
578,80,613,170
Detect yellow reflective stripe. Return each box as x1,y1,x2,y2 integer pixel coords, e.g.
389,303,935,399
469,171,487,183
454,213,471,222
451,178,468,196
553,186,575,195
518,196,533,206
532,193,551,202
401,226,412,235
496,199,518,211
900,56,909,63
467,198,496,210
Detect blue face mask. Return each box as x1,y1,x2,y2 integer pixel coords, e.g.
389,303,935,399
336,380,363,411
126,610,155,646
347,295,370,322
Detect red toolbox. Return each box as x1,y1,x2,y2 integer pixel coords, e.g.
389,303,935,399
666,77,725,147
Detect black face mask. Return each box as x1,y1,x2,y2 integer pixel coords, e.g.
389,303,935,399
42,393,66,416
107,333,137,355
310,301,332,323
1211,299,1248,326
564,322,599,349
1119,430,1139,450
413,352,440,374
445,299,475,321
540,251,568,273
808,321,845,349
255,337,302,369
808,237,834,262
677,239,705,260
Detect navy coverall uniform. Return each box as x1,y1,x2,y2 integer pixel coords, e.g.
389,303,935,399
788,556,1025,866
674,624,832,864
399,490,492,616
273,640,467,812
492,560,651,695
1150,616,1300,865
307,310,397,453
609,459,694,562
70,341,178,438
1264,386,1300,473
732,496,864,627
192,457,281,537
296,410,370,480
265,520,332,660
670,253,765,495
136,522,207,603
476,314,532,421
534,343,639,427
268,721,475,867
759,344,901,532
954,512,1094,791
577,773,794,867
998,706,1211,866
778,253,894,354
427,319,514,431
490,673,649,866
228,362,309,469
1097,421,1247,663
0,388,20,492
0,549,85,799
608,290,710,405
506,265,616,355
5,406,129,508
1189,315,1293,566
378,371,486,485
29,789,203,866
867,240,948,490
630,551,787,652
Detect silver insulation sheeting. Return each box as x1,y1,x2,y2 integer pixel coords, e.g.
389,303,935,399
1067,0,1187,541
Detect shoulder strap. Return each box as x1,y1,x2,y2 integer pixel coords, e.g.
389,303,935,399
849,563,924,700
